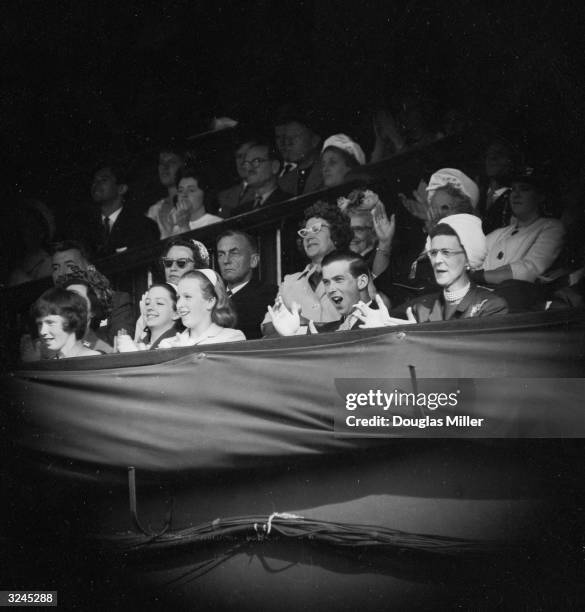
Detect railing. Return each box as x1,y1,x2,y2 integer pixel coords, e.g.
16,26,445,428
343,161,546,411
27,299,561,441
1,131,481,368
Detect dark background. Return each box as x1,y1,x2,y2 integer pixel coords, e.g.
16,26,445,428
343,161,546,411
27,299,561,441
3,1,585,206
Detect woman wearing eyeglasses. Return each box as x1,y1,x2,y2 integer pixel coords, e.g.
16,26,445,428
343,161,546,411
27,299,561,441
356,214,508,325
158,269,245,347
262,201,353,335
160,237,210,286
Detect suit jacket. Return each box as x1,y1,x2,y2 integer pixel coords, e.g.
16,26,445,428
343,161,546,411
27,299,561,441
67,205,160,259
218,183,255,218
313,300,378,333
94,290,135,346
277,160,323,196
230,187,292,216
230,279,278,339
399,284,509,322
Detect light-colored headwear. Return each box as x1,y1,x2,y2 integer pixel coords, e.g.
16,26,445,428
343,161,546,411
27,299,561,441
322,134,366,165
425,213,487,270
198,268,219,286
190,240,210,267
426,168,480,209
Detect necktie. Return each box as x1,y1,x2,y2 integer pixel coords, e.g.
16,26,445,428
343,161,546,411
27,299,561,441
338,308,358,331
238,182,248,203
253,194,263,209
308,270,322,291
226,289,233,298
103,216,111,240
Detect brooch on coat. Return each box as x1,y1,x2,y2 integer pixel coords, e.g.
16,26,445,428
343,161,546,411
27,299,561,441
469,299,488,317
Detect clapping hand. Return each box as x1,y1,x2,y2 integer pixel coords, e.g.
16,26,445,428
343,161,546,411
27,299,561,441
371,201,395,246
115,329,139,353
267,297,302,336
354,295,417,328
399,179,430,221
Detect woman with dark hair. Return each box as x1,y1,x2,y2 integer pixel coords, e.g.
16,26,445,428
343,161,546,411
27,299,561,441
262,201,354,334
479,167,565,285
159,269,245,347
356,214,508,325
320,134,366,188
174,166,222,232
160,237,210,286
31,288,101,359
473,166,566,310
117,283,182,351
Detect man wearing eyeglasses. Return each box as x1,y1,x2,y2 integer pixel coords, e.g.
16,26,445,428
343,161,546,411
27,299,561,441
230,142,292,216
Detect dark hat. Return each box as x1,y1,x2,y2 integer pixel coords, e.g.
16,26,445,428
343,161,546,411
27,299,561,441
510,164,553,192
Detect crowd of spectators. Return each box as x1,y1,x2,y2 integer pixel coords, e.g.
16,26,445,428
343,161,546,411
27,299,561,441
6,99,584,361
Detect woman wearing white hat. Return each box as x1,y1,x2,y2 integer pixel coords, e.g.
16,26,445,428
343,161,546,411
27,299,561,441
355,214,508,324
320,134,366,188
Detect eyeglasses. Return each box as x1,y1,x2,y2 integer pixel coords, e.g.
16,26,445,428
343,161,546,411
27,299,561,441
426,249,465,259
161,257,194,269
242,158,270,169
298,222,331,238
351,225,374,234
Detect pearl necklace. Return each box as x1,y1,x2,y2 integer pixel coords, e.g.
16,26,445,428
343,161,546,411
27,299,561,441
443,282,471,303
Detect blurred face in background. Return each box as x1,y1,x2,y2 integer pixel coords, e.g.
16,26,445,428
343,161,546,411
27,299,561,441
159,152,184,188
349,214,376,255
177,177,205,216
283,122,319,164
321,149,352,188
235,142,254,180
484,143,513,180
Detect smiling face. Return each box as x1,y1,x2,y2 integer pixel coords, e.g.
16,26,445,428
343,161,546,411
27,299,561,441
321,149,352,188
144,286,178,331
302,216,335,263
322,260,366,316
349,214,376,255
429,234,468,291
176,276,214,331
164,245,196,285
510,181,544,222
36,314,74,353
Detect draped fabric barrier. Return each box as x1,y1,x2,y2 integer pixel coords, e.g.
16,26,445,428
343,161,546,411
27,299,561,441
5,310,585,476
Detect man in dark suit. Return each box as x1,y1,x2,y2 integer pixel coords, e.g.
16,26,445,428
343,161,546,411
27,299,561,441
90,163,160,257
50,240,134,346
276,112,323,196
216,230,278,339
268,251,374,335
217,135,257,218
230,142,292,216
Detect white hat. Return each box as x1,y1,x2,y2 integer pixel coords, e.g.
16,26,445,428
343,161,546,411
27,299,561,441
322,134,366,165
426,168,480,208
425,213,487,270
